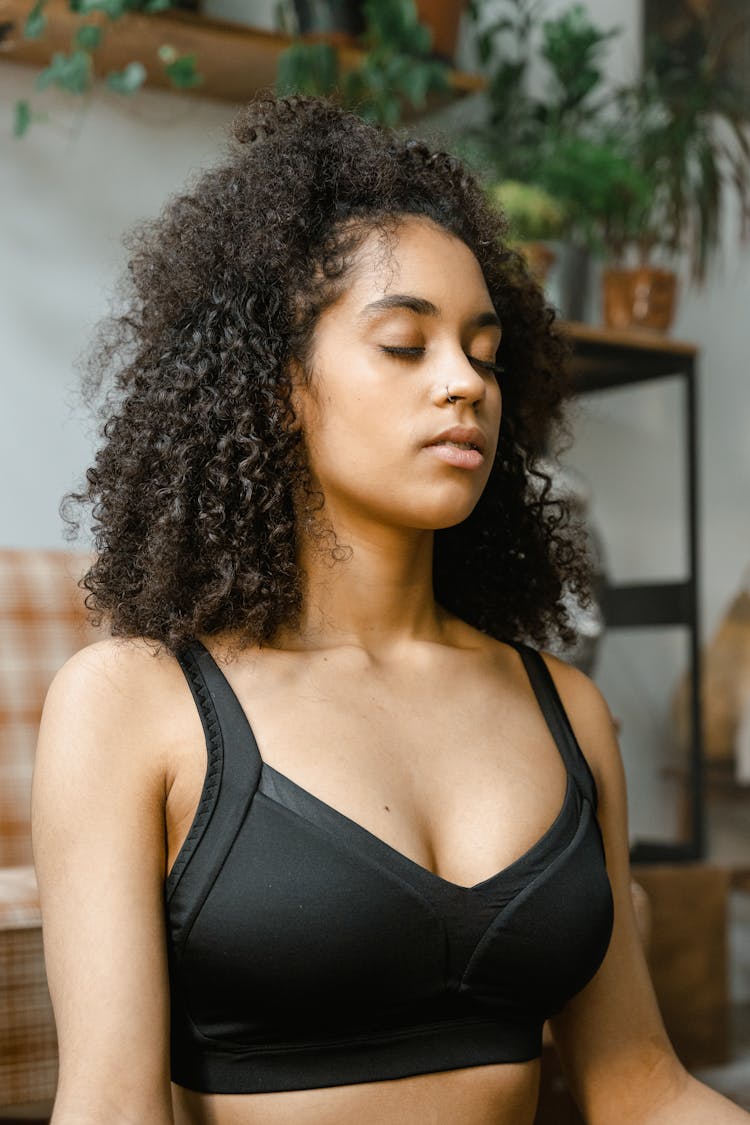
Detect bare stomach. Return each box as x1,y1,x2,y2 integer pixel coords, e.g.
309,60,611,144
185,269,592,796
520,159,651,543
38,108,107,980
171,1060,541,1125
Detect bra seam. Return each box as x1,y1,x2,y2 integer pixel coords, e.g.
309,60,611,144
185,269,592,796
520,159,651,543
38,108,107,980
459,793,594,987
188,1015,533,1057
253,788,448,923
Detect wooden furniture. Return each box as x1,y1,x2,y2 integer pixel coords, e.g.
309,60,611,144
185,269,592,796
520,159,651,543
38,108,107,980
632,863,731,1069
0,549,98,1114
564,323,705,862
0,1,484,105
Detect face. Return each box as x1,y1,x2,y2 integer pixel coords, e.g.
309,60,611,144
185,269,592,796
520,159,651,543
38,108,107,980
293,216,503,534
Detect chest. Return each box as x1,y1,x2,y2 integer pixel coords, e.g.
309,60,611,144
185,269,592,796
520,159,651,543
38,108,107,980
166,647,569,889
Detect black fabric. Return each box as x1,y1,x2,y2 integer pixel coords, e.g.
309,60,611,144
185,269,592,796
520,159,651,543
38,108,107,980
166,638,614,1094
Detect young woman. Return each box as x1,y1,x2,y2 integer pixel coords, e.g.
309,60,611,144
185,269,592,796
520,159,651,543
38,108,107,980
33,94,747,1125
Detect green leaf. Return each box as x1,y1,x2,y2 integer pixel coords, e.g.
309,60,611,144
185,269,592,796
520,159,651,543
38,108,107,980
105,60,147,93
78,0,127,19
75,23,103,49
143,0,173,11
163,53,202,89
35,49,93,94
13,99,32,136
276,41,339,96
398,64,430,106
23,1,47,39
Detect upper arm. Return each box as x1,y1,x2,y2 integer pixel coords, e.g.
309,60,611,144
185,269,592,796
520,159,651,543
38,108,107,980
541,652,687,1123
32,640,175,1124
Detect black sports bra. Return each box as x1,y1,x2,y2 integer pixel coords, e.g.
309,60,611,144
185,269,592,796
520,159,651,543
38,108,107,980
166,638,614,1094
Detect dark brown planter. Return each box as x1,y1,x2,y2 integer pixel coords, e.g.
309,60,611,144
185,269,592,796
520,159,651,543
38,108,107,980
602,266,677,333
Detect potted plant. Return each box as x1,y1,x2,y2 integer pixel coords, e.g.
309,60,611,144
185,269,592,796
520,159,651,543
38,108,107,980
459,1,750,331
457,2,622,321
276,0,450,125
531,128,680,330
486,179,567,283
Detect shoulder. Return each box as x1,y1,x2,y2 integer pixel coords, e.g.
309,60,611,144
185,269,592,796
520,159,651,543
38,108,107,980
44,634,186,710
37,636,195,790
535,648,625,809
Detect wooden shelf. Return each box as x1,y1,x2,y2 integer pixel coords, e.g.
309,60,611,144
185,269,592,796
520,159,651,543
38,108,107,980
0,0,485,105
563,321,698,357
666,761,750,800
563,321,699,389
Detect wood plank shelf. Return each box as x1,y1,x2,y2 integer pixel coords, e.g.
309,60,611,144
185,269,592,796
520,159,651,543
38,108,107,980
0,0,485,105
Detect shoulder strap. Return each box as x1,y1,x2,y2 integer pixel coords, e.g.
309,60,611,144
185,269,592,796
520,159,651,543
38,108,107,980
180,639,264,771
167,640,262,943
506,640,599,808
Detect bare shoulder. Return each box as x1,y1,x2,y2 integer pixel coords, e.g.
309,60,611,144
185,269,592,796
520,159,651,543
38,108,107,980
536,648,623,799
37,636,193,790
45,634,180,704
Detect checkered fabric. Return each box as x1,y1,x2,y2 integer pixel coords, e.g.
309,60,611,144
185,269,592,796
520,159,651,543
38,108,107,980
0,868,58,1106
0,549,99,867
0,548,101,1108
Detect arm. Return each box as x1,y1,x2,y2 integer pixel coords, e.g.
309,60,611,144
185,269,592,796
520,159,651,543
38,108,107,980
32,640,175,1125
542,653,748,1125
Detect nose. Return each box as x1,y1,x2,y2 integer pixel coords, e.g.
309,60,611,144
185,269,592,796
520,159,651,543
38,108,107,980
435,349,488,408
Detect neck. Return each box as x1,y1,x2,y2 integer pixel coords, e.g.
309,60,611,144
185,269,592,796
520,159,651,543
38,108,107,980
278,516,445,655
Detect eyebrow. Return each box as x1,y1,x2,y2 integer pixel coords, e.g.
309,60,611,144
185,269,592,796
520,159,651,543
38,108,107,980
358,293,502,331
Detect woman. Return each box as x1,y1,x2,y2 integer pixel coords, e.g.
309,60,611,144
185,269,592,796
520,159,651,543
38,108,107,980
33,94,747,1125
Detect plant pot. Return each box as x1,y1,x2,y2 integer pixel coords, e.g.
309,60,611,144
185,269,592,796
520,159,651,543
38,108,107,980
415,0,466,62
602,266,677,333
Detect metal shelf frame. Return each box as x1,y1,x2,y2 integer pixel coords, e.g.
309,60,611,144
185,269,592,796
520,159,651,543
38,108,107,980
565,323,704,862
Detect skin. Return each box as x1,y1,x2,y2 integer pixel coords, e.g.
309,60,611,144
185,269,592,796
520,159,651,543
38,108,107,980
33,217,748,1125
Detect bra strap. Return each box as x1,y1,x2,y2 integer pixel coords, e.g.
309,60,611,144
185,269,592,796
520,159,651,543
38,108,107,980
507,640,599,809
167,639,262,947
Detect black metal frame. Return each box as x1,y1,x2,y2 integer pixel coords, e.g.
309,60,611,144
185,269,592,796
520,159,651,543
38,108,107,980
568,330,704,862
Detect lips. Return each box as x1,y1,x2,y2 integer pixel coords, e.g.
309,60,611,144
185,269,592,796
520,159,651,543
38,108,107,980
424,425,486,454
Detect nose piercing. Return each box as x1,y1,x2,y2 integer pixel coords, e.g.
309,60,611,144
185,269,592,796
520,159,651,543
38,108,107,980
445,384,458,404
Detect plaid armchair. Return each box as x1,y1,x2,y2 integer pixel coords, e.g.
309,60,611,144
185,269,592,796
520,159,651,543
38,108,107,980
0,548,99,1111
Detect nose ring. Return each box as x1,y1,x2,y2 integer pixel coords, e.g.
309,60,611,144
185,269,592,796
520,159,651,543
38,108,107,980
445,384,458,404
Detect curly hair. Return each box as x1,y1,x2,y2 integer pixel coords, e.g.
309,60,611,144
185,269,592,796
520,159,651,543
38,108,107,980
64,92,592,654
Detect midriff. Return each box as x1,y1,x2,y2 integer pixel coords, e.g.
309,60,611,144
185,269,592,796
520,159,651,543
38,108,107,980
171,1059,541,1125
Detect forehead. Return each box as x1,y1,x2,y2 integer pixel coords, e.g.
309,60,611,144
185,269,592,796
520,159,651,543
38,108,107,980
345,217,492,309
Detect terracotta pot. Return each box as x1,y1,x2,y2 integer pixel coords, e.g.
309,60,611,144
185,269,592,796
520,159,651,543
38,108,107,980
602,266,677,333
416,0,466,61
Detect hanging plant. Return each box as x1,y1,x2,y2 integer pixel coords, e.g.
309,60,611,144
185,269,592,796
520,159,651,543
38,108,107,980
12,0,203,137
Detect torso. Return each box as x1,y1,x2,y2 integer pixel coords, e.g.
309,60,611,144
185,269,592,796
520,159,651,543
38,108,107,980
160,619,585,1125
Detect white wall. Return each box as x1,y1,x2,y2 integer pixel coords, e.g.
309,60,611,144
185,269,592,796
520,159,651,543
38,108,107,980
1,63,236,548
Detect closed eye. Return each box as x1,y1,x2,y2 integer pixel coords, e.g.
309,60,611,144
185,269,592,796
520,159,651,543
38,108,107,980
380,346,504,378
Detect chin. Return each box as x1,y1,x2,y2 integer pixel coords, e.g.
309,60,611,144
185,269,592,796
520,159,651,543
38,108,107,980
406,494,484,531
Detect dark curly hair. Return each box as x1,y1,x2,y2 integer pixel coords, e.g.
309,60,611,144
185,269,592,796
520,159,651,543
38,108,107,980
64,92,592,654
